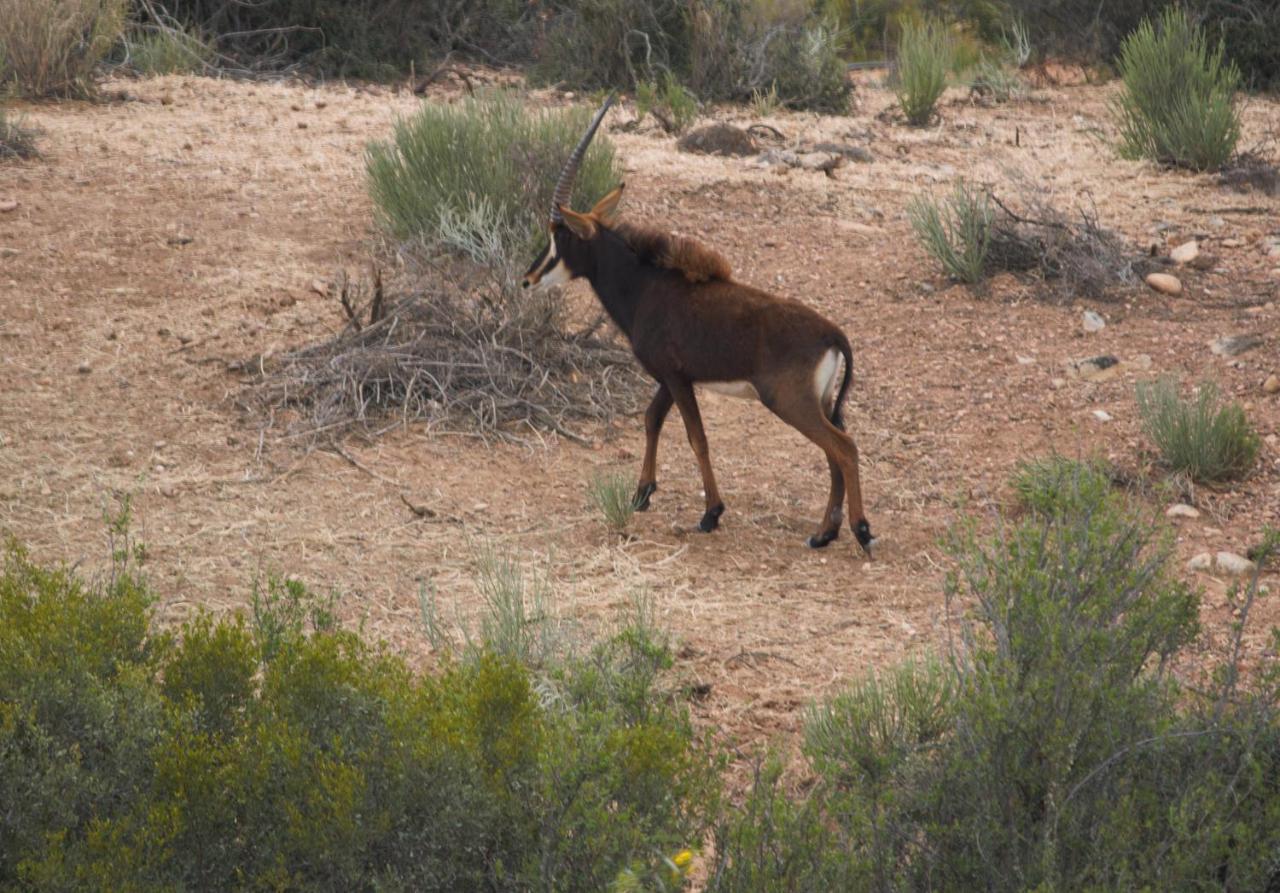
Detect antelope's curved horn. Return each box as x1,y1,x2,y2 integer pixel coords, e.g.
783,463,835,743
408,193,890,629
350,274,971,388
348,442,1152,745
550,93,615,224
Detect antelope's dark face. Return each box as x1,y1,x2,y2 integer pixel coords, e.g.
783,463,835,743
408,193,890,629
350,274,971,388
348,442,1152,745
521,184,625,290
522,225,576,290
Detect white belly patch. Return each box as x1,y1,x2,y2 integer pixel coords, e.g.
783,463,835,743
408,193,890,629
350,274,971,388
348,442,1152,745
701,380,760,401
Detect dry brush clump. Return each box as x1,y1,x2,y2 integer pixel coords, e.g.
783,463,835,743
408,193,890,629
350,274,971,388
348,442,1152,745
246,264,645,444
0,0,125,97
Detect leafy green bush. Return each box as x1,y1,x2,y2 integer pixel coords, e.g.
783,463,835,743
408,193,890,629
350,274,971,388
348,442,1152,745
588,469,638,532
714,473,1280,891
0,0,125,97
896,17,953,124
908,178,992,283
0,539,717,891
0,106,38,159
124,25,212,75
366,91,621,268
1137,378,1259,482
1113,6,1241,171
1011,454,1113,517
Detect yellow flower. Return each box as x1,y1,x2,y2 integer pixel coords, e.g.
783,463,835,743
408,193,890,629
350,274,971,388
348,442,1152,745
672,849,693,870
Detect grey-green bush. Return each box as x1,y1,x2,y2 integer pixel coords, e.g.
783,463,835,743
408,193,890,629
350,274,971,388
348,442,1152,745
896,17,952,124
125,25,212,75
1011,454,1113,517
1137,378,1259,482
588,470,638,532
1113,6,1241,171
366,91,621,268
908,178,992,283
0,0,125,97
0,539,718,890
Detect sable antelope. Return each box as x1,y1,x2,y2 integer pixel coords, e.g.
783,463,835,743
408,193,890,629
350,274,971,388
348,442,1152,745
524,97,875,554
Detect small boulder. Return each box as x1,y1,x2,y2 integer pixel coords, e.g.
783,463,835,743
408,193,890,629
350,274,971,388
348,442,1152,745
1216,551,1256,576
1264,374,1280,394
1187,552,1213,572
1082,310,1105,333
1209,333,1263,357
677,123,757,157
0,199,17,213
1169,240,1199,264
1166,504,1200,520
1145,272,1182,295
1068,355,1120,382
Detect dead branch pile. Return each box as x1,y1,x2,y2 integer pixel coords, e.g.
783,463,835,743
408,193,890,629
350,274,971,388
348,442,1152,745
986,178,1138,299
245,266,645,444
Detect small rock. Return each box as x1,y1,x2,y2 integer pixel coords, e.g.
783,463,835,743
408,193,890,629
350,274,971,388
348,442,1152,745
1187,552,1213,572
1082,310,1105,333
1092,409,1113,422
1145,272,1182,295
1069,355,1120,382
1188,253,1218,271
1050,377,1067,389
1216,551,1256,576
0,200,17,213
160,93,174,106
1170,240,1199,264
1209,333,1263,357
1016,354,1035,365
1129,354,1153,370
677,123,757,157
1264,374,1280,394
1166,504,1200,519
166,234,194,247
310,278,328,295
297,121,308,129
160,484,177,498
76,361,91,374
1222,237,1244,248
0,247,18,258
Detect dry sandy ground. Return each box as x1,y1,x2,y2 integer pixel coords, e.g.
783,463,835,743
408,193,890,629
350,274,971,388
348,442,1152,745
1,71,1278,753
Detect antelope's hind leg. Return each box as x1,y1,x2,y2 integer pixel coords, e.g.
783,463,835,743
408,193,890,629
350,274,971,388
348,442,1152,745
807,454,844,549
667,379,725,532
633,384,673,511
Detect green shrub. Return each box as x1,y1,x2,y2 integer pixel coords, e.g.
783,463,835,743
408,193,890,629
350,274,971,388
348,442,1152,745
1199,0,1280,90
908,178,992,283
0,0,125,97
896,17,953,124
588,469,638,532
0,105,38,159
968,56,1026,101
0,539,717,890
1137,378,1259,482
366,91,622,268
1113,7,1241,171
125,25,212,75
637,71,699,133
1011,454,1114,517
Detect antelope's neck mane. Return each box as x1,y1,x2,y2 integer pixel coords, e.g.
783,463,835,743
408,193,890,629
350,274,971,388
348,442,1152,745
610,222,733,284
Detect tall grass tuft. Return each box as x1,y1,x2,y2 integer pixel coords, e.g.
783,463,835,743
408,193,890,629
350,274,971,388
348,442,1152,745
896,17,953,125
366,91,622,268
0,106,38,159
1136,378,1259,483
587,470,637,533
1113,7,1241,171
125,26,212,75
0,0,125,97
908,179,992,284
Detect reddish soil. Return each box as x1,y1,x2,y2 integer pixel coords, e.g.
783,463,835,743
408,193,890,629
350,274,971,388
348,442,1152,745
1,72,1277,756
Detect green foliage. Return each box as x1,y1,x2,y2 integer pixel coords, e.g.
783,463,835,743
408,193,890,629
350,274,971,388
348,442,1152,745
908,178,992,283
0,0,125,97
1011,454,1114,518
124,25,212,75
895,16,953,124
1199,0,1280,90
0,538,715,890
637,71,699,133
1137,378,1260,483
366,91,622,267
0,105,38,159
1113,7,1241,171
534,0,693,92
712,468,1280,891
588,469,638,532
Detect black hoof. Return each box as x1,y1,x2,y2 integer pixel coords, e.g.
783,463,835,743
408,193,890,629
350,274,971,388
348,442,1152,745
698,502,725,533
807,529,839,549
633,481,657,512
854,519,876,557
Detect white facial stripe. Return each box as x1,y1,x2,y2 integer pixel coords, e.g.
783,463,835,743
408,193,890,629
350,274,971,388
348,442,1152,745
539,261,571,287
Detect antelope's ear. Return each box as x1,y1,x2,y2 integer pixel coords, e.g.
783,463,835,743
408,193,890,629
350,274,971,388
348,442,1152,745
558,204,597,240
589,183,625,225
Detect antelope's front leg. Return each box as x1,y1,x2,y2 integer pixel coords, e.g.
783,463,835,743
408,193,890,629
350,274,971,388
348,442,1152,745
667,379,725,532
634,384,673,511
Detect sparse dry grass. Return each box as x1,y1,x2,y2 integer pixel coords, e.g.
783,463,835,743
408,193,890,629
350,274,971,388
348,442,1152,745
0,0,125,97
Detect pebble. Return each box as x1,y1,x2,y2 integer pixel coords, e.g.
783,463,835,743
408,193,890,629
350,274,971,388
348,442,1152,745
76,361,91,374
1166,504,1200,519
0,200,17,213
1170,240,1199,264
1263,374,1279,394
1210,334,1263,357
1145,272,1182,295
1222,238,1244,248
1092,409,1113,422
1216,552,1256,577
1082,310,1105,333
1187,553,1213,572
1050,377,1067,389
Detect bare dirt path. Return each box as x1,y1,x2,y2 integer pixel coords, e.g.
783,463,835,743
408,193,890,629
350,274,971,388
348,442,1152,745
1,73,1277,748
